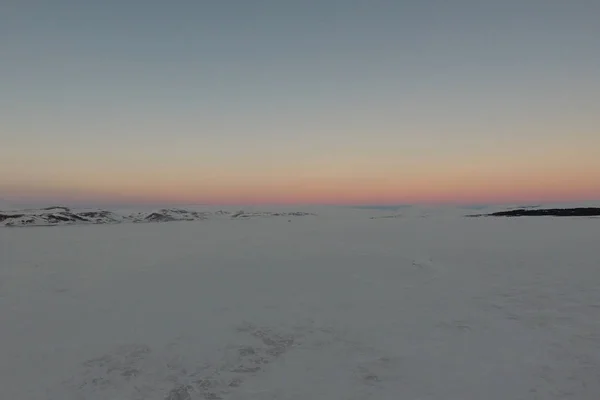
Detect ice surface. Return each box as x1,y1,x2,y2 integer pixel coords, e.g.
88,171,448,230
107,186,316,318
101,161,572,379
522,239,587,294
1,206,599,399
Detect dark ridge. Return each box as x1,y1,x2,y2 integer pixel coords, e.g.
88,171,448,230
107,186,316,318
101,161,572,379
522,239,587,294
41,206,71,212
79,211,113,219
145,212,177,222
0,213,24,222
66,213,88,222
469,207,600,217
46,213,84,223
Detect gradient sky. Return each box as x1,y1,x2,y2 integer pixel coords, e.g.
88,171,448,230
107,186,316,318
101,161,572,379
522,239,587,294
2,0,600,205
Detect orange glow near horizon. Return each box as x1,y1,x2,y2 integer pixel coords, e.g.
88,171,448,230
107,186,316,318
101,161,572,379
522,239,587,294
2,122,599,206
4,167,599,206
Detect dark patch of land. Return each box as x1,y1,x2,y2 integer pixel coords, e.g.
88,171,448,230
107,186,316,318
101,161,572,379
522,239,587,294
469,207,600,217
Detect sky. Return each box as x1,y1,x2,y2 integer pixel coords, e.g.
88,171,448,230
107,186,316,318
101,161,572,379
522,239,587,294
2,0,600,206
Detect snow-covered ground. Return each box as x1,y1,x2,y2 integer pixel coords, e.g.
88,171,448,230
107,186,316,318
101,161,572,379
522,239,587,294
1,205,599,399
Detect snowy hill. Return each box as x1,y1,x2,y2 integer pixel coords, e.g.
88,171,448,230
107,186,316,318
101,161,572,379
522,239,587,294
0,206,316,227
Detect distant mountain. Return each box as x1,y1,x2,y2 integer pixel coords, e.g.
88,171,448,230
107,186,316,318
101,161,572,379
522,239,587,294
0,207,316,228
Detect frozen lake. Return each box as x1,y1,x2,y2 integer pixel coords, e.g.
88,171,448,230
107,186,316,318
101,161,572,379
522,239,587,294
1,207,599,399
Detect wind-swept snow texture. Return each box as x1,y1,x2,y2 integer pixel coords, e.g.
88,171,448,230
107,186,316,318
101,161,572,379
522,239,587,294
1,206,599,399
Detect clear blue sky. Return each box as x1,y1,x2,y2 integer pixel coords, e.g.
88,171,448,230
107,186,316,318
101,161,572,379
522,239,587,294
2,1,600,205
